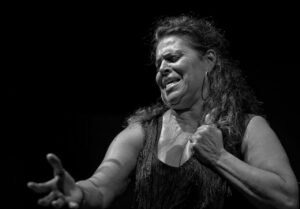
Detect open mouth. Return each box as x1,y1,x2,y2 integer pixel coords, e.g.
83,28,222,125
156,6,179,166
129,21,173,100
166,80,181,90
163,77,182,91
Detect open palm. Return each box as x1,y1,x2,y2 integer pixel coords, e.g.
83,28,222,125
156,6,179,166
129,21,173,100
27,154,83,208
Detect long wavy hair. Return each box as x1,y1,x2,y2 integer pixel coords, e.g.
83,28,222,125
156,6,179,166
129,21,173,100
127,15,263,157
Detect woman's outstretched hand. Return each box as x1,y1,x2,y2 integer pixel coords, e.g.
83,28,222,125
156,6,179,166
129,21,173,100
27,153,83,208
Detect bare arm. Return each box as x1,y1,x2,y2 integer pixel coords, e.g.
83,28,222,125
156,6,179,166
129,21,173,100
191,115,298,209
76,123,144,208
214,116,299,209
27,123,144,209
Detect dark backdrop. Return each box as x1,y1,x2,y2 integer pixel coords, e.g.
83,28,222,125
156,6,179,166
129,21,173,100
4,2,299,209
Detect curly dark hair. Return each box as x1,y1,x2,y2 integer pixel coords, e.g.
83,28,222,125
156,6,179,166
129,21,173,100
127,15,263,157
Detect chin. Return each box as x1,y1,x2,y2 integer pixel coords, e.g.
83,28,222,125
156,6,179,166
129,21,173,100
170,103,188,110
162,94,185,110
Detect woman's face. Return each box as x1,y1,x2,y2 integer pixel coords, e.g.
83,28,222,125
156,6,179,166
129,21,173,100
155,35,212,110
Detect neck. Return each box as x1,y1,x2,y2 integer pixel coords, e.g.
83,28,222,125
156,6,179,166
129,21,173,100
169,102,204,132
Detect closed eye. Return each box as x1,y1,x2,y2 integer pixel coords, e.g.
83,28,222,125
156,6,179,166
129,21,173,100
155,53,182,70
164,54,180,63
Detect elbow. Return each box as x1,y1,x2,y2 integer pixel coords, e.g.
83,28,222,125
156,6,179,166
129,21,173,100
267,182,299,209
277,188,299,209
284,195,299,209
277,176,299,209
267,195,298,209
285,183,299,209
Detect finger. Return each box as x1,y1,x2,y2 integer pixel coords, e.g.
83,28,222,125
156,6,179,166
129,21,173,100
27,177,58,193
52,197,66,209
204,113,214,125
47,153,65,176
38,191,60,207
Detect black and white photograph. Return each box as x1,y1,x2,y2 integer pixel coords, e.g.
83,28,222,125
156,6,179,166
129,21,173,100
4,2,299,209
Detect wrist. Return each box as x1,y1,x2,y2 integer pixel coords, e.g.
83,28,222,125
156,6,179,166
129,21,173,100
215,148,230,166
75,182,86,208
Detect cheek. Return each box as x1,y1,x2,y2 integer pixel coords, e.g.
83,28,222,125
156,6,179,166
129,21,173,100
189,70,204,87
155,73,162,87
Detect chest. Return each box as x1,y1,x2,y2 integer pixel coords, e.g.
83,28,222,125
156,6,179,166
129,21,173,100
157,120,194,167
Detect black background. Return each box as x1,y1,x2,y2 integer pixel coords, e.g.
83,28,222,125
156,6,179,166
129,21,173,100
4,2,300,209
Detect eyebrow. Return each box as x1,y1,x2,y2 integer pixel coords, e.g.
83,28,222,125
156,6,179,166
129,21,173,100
155,50,183,67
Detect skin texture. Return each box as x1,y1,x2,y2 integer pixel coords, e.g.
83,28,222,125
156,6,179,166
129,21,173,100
27,35,298,209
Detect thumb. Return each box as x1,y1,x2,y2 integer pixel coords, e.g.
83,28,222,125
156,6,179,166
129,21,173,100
204,107,218,125
189,135,197,145
204,113,214,125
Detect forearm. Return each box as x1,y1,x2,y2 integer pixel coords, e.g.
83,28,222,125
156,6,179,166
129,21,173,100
75,166,130,209
214,150,298,209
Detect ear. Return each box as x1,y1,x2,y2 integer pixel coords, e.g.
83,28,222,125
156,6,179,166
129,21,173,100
204,49,217,72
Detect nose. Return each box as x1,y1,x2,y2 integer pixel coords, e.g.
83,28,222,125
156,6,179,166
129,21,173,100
158,60,172,76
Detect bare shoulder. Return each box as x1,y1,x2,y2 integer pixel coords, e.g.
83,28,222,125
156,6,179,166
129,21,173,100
241,115,274,152
241,115,293,175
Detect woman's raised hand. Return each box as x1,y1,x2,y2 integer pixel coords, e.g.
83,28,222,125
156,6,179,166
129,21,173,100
190,113,226,165
27,153,83,208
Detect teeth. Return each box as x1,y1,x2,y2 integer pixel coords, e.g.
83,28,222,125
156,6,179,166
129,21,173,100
164,78,180,87
166,80,179,89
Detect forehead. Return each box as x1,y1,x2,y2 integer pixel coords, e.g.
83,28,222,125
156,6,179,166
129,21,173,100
156,36,191,58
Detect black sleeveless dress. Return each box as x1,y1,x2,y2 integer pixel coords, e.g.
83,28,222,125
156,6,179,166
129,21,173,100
131,114,256,209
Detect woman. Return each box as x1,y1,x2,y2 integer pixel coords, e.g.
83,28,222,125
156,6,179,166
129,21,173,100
27,15,299,209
